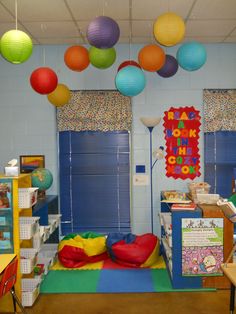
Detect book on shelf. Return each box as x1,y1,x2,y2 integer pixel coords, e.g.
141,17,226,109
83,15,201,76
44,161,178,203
161,190,191,203
217,199,236,222
171,202,197,211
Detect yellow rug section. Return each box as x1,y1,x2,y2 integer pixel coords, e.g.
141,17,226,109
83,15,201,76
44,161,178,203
51,256,166,271
51,260,104,270
148,255,166,269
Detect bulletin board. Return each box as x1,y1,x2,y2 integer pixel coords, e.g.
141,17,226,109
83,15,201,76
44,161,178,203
163,106,201,180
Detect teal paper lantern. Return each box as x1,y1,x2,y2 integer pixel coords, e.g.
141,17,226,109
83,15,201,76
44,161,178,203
1,29,33,64
115,66,146,97
89,46,116,69
176,41,207,71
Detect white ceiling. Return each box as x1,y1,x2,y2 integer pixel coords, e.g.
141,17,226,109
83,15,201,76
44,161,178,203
0,0,236,45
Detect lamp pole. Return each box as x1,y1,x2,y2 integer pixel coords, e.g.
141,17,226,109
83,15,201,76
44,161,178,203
148,126,154,234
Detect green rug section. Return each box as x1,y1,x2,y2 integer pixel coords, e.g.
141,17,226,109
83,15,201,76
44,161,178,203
151,269,215,292
40,270,100,293
40,269,216,294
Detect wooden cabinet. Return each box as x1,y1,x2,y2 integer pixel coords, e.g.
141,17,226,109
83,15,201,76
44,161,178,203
199,203,234,289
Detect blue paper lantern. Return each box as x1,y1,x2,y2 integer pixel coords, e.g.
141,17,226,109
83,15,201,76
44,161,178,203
87,16,120,49
177,41,207,71
157,54,178,78
115,66,146,97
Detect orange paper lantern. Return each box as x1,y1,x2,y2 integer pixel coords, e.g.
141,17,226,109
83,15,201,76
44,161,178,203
138,44,166,72
47,83,71,107
64,45,90,72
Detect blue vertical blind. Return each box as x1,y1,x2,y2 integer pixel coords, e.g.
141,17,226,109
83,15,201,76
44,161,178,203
59,131,131,235
204,131,236,197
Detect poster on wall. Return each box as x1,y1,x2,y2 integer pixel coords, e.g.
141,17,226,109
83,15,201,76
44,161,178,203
163,106,201,180
182,218,224,276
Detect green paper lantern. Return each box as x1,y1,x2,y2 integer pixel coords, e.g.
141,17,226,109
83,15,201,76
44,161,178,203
89,46,116,69
1,29,33,64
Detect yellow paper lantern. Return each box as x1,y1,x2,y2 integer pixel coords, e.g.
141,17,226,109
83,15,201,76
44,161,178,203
47,83,71,107
153,12,185,47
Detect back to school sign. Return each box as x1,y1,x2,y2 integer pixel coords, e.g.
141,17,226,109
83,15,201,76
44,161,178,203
163,106,201,180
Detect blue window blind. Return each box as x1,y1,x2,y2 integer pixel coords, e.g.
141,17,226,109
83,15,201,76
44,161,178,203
204,131,236,197
59,131,131,235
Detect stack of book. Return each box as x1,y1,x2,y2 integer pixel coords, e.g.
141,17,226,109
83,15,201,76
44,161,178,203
217,199,236,222
171,202,197,211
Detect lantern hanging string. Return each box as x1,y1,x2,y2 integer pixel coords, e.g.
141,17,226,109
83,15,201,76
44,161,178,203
15,0,18,30
128,0,132,60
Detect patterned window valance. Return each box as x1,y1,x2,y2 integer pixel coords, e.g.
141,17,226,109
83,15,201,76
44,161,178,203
57,90,132,132
203,89,236,132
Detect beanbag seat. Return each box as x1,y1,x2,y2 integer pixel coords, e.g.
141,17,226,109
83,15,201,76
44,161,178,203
58,231,108,268
106,232,160,268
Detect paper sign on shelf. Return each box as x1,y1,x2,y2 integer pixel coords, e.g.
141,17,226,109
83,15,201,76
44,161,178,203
133,174,149,186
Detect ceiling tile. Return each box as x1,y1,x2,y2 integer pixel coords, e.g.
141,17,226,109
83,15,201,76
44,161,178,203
186,20,236,37
0,0,72,21
36,37,84,45
0,3,15,22
224,36,236,43
132,20,154,37
190,0,236,19
66,0,103,20
23,21,79,38
102,0,130,19
132,0,195,20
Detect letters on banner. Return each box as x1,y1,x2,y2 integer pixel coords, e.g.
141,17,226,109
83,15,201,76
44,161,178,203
163,106,201,180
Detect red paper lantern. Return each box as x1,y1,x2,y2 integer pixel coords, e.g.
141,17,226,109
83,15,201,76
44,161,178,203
64,45,90,72
138,44,166,72
117,60,141,72
30,67,58,95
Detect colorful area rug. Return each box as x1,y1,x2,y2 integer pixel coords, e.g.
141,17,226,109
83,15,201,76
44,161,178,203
40,257,215,293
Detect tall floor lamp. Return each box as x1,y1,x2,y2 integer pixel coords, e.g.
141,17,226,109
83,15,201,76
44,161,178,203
140,117,164,234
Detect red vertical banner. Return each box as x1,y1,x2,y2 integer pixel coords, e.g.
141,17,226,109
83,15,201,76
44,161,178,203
163,106,201,180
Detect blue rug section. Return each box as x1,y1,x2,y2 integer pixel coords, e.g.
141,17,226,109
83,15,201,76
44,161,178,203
97,269,155,293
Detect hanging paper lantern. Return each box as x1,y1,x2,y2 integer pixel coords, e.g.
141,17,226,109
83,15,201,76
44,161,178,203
47,83,71,107
0,29,33,64
89,46,116,69
30,67,58,95
115,66,146,97
153,12,185,47
138,44,166,72
177,41,207,71
117,60,141,72
87,16,120,48
157,55,179,78
64,45,90,72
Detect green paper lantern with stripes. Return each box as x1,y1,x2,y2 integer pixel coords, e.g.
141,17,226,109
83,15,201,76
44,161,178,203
1,29,33,64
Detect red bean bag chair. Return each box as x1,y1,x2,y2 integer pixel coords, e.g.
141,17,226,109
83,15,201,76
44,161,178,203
58,232,108,268
106,232,160,268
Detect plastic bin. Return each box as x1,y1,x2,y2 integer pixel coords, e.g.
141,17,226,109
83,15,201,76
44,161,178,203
18,188,39,208
19,216,40,240
188,182,211,203
20,248,38,274
21,278,41,307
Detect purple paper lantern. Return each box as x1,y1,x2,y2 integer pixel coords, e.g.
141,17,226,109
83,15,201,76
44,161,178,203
157,54,178,78
87,16,120,49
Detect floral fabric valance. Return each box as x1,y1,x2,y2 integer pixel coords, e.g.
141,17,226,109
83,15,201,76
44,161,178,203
203,89,236,132
57,90,132,132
